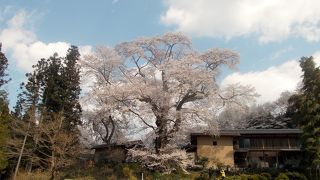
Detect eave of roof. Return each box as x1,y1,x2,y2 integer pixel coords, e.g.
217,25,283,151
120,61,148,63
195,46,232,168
91,140,143,149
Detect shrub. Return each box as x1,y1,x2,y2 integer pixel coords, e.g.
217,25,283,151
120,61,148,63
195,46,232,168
275,173,289,180
195,171,210,180
196,157,209,167
127,146,193,173
122,166,137,180
260,172,271,180
75,176,95,180
225,175,241,180
122,166,131,177
106,174,117,180
285,172,307,180
15,170,51,180
224,174,267,180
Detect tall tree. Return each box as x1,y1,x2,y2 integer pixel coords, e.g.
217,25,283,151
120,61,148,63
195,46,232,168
0,43,9,171
11,46,82,174
41,53,64,114
0,43,10,174
61,46,82,131
287,56,320,167
0,94,9,173
224,91,295,129
82,32,256,153
0,43,9,87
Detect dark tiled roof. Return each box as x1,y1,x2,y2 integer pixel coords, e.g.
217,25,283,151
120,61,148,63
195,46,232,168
91,140,144,149
191,129,302,136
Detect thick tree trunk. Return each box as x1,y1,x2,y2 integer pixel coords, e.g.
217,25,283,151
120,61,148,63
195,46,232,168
154,117,169,154
155,135,168,154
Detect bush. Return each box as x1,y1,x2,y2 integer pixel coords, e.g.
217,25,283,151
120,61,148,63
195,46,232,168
260,172,271,180
106,174,117,180
122,165,137,180
15,170,51,180
275,173,289,180
75,176,95,180
224,174,267,180
195,171,210,180
196,157,209,167
225,176,241,180
285,172,307,180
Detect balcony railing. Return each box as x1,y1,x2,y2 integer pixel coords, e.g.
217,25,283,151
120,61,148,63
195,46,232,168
234,138,300,150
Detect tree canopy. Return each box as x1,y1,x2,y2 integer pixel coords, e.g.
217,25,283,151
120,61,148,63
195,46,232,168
287,56,320,167
0,43,10,173
82,32,257,153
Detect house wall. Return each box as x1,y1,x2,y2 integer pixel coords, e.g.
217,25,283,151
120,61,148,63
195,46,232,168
94,147,126,163
197,136,234,167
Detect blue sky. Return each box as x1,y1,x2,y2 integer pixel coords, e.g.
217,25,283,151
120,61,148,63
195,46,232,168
1,0,320,107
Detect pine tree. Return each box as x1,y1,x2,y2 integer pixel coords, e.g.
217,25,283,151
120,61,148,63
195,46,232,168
288,56,320,167
11,46,83,172
61,46,82,131
0,43,10,172
0,43,9,87
0,96,9,172
41,53,64,114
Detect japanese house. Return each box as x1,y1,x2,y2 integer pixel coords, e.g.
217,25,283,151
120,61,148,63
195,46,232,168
92,140,144,163
190,129,302,168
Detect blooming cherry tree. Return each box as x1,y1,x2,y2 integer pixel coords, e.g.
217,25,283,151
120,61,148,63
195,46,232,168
82,32,254,153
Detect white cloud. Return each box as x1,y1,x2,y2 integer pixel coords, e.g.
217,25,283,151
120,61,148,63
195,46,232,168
112,0,119,4
161,0,320,42
222,53,320,104
0,9,92,72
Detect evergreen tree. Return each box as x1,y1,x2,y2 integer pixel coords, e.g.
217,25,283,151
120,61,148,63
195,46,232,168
39,47,82,131
288,56,320,167
0,43,9,87
41,53,64,114
11,46,83,172
61,46,82,131
0,96,9,172
0,43,10,173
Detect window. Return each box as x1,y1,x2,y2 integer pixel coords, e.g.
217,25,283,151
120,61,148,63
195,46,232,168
265,138,273,149
289,138,300,149
213,141,217,146
250,138,263,149
239,138,250,148
273,138,288,148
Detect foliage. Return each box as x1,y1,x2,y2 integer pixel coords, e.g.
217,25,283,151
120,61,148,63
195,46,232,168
8,46,82,178
195,157,209,167
285,171,307,180
61,46,82,131
0,96,9,172
287,56,320,167
122,165,138,180
127,145,193,173
0,43,10,173
245,91,294,129
195,171,210,180
15,170,51,180
0,43,10,87
37,112,82,178
275,173,289,180
12,163,309,180
225,174,267,180
82,32,257,152
15,45,82,132
260,172,271,180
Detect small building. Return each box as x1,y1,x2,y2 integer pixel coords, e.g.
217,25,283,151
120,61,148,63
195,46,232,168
92,140,144,163
191,129,302,168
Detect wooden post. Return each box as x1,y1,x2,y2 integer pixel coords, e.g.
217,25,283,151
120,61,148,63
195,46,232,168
276,151,279,168
13,133,28,180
